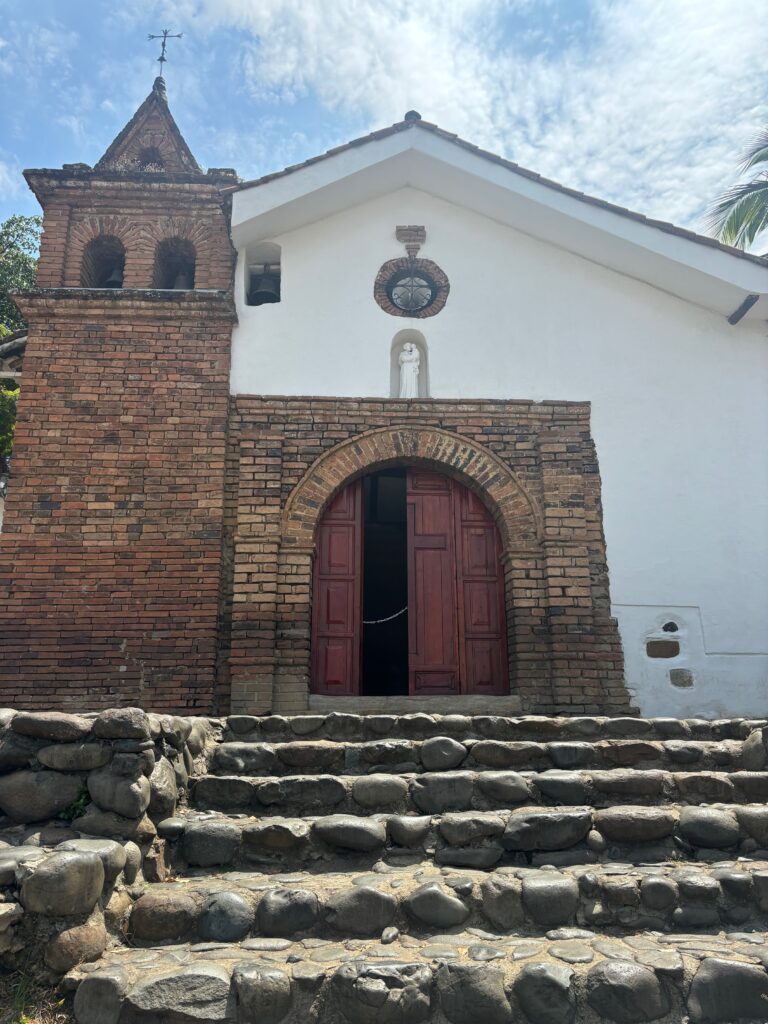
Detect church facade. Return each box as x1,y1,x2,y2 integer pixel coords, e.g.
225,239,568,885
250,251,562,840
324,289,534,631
1,80,766,719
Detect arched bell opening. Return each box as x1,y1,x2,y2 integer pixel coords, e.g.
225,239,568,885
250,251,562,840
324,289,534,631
80,235,126,289
311,463,509,698
153,237,196,290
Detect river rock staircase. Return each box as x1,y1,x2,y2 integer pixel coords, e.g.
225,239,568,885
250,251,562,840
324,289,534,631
8,710,768,1023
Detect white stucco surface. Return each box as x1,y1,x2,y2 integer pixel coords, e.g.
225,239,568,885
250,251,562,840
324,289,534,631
230,180,768,717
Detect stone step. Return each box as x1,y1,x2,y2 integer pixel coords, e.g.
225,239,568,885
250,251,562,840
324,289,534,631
223,713,762,745
191,768,768,818
121,860,768,944
161,803,768,872
67,929,768,1024
210,737,747,776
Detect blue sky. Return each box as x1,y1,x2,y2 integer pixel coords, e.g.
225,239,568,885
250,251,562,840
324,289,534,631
1,0,767,239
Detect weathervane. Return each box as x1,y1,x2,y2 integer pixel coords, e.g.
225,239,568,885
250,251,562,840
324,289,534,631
148,28,183,74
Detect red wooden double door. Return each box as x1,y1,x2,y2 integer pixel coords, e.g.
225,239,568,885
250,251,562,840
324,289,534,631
311,468,508,696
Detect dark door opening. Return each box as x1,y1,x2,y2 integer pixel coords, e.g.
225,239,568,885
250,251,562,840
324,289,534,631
362,469,408,695
311,466,508,697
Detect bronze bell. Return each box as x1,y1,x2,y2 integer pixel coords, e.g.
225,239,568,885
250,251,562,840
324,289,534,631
172,269,193,290
104,264,124,288
248,264,281,305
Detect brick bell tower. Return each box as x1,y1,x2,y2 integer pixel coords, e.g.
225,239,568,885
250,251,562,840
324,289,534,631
0,77,237,712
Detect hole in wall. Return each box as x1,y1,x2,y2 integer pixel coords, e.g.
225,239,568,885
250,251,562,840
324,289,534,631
646,639,680,659
670,668,694,688
662,621,679,633
137,146,165,171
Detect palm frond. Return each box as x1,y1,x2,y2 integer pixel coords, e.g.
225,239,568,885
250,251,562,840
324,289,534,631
707,176,768,248
740,126,768,172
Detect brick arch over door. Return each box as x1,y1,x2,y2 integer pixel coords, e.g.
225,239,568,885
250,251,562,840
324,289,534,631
283,426,543,551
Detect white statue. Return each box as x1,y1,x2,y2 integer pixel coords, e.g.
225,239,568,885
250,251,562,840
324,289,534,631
398,342,420,399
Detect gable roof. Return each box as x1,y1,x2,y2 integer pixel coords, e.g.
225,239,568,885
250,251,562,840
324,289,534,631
234,116,766,270
95,77,201,174
231,116,768,324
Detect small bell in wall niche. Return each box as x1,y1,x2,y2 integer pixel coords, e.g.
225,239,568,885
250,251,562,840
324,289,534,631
399,342,420,399
248,264,281,305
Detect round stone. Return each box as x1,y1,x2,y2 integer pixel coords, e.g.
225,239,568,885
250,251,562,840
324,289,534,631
45,915,108,973
640,875,678,911
257,887,319,936
331,962,432,1024
313,815,386,852
0,770,83,824
586,960,670,1022
351,775,408,808
514,962,576,1024
436,962,512,1024
421,736,468,770
688,956,768,1023
405,882,470,928
678,807,740,848
21,850,104,917
130,891,197,942
198,890,254,941
233,964,292,1024
326,886,397,936
521,875,578,927
503,810,591,852
181,821,240,867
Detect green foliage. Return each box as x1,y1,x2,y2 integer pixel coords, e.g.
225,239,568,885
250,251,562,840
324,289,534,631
709,126,768,250
0,380,19,461
0,214,42,333
0,966,72,1023
58,785,89,822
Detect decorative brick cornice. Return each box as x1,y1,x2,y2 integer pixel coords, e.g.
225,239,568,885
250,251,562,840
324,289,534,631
14,288,237,322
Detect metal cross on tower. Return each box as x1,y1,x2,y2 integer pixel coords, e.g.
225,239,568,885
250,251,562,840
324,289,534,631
148,28,183,73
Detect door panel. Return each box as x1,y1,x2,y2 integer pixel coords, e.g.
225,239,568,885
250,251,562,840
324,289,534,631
311,482,362,695
455,485,508,695
407,470,459,694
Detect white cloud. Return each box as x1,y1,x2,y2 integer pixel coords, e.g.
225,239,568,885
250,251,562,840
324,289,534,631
0,155,22,203
157,0,768,233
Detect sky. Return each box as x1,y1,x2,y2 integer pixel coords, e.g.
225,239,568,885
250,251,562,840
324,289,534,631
1,0,767,241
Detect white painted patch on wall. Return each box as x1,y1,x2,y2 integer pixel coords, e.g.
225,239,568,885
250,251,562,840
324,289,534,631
616,604,768,718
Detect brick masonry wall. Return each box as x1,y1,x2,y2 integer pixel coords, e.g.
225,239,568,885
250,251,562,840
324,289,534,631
0,291,235,712
224,397,633,717
29,172,235,292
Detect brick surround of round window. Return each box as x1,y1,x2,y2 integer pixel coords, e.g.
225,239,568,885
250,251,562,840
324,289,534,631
373,256,450,318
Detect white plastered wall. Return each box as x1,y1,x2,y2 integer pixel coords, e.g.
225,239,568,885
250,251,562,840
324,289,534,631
230,186,768,717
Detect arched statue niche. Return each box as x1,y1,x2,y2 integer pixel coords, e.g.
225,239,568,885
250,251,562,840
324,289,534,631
390,330,429,399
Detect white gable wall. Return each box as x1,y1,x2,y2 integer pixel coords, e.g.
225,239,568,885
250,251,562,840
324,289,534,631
230,186,768,717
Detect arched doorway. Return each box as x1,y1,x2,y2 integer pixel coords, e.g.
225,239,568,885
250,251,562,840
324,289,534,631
311,466,508,697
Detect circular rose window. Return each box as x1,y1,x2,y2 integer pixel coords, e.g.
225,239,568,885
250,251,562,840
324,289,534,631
374,257,449,318
388,271,436,312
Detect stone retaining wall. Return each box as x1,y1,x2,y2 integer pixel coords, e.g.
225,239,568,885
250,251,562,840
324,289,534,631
0,707,214,973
